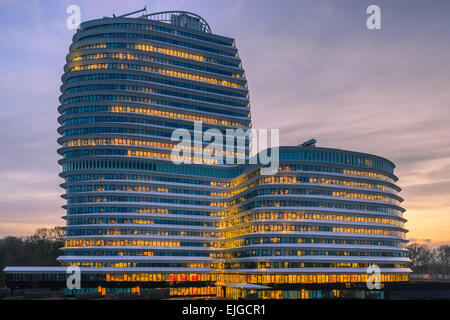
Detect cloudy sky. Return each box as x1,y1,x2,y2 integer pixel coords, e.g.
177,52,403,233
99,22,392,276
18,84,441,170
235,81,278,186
0,0,448,244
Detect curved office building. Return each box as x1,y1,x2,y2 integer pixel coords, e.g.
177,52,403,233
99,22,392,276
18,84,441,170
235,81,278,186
5,10,410,299
58,11,250,275
215,146,409,299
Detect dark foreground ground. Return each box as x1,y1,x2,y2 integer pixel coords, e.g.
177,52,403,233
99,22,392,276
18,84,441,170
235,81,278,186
0,280,449,300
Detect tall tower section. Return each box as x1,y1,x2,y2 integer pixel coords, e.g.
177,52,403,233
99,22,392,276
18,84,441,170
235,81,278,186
57,11,251,274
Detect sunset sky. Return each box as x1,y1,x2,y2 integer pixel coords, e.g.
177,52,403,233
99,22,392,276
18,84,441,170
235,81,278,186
0,0,449,244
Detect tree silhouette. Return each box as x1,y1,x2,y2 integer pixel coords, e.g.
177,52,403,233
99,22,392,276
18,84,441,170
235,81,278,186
407,243,450,275
0,227,64,287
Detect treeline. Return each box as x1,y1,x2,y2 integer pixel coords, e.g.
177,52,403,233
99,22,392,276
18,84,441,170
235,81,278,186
407,244,450,275
0,227,64,286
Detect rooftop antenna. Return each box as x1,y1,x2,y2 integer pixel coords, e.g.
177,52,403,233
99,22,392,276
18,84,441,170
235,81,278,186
300,139,317,147
116,6,147,18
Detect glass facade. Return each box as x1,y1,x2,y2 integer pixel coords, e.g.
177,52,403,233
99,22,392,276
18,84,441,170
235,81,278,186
4,11,410,298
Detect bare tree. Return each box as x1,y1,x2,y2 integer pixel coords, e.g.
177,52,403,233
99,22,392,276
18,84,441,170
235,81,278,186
0,227,65,287
407,243,450,275
435,245,450,274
